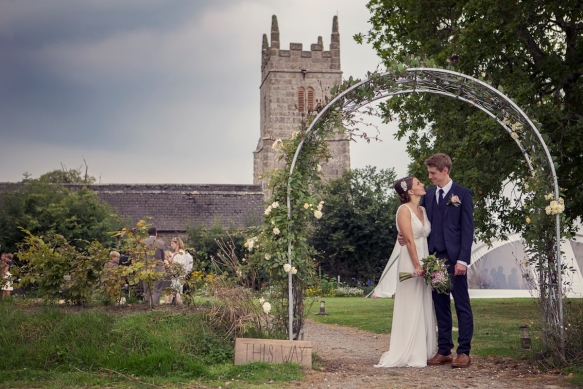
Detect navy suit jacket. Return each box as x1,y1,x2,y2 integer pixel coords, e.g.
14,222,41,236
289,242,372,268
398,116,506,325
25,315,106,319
422,182,474,266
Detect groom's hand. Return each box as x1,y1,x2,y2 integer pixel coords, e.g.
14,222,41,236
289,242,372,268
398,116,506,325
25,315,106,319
454,263,467,276
397,233,406,246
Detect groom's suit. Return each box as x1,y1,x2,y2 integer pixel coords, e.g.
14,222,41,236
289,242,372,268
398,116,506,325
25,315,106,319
422,182,474,356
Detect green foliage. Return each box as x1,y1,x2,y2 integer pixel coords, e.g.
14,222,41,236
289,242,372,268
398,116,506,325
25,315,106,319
186,219,249,273
310,166,400,284
15,230,107,305
0,173,121,253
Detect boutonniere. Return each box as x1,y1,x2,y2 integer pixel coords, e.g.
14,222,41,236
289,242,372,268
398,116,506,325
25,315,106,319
447,194,462,207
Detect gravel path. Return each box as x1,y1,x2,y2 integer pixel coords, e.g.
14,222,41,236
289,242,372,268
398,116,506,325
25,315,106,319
285,319,577,389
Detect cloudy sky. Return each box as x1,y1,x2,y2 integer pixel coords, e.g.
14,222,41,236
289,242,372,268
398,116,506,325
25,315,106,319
0,0,409,184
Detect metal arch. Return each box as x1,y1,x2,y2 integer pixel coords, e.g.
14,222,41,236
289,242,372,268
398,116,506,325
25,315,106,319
285,68,563,346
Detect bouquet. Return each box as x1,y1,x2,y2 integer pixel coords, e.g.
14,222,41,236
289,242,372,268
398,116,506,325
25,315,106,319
399,254,451,294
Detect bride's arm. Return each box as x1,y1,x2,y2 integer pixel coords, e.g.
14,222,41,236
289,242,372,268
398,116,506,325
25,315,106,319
396,207,423,275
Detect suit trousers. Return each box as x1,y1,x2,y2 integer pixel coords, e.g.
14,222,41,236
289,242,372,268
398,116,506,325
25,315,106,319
142,265,165,305
432,250,474,356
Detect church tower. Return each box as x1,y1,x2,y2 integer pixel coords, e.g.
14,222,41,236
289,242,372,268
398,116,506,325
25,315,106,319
253,15,350,195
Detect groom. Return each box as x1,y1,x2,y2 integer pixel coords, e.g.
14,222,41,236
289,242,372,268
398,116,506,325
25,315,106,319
400,153,474,368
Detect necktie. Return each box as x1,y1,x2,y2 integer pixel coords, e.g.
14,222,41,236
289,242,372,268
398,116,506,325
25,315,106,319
438,188,444,206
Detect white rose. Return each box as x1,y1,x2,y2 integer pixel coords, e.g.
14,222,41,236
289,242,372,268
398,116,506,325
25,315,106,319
545,206,551,215
259,297,265,304
303,203,310,209
262,302,271,314
290,266,297,275
283,263,292,272
272,201,280,209
512,122,524,131
273,227,280,235
314,210,323,219
272,139,283,151
264,205,272,215
264,253,271,260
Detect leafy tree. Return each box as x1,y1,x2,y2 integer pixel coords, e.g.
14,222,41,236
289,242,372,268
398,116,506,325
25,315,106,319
310,166,400,284
359,0,582,240
0,171,121,253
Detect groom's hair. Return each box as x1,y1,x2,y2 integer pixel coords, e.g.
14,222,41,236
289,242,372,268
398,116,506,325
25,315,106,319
425,153,452,173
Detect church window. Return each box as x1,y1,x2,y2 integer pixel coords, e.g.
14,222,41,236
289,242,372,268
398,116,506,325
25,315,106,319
307,87,315,111
298,87,305,112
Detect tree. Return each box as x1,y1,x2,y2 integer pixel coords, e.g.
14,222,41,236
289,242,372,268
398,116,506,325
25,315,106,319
310,166,400,284
0,170,121,253
359,0,582,240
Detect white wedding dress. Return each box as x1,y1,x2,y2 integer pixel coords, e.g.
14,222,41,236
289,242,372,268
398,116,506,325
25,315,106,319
375,204,437,368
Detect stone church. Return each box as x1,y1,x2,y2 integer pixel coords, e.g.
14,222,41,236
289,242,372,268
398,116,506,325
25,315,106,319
0,16,349,241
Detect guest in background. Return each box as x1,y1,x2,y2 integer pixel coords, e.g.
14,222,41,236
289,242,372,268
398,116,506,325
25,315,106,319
141,227,166,305
1,253,14,298
168,237,193,305
106,251,120,268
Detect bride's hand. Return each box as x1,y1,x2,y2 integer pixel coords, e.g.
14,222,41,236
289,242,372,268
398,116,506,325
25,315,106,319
413,267,424,276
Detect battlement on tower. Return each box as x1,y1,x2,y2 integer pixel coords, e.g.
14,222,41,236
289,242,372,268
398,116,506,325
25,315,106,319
261,15,341,79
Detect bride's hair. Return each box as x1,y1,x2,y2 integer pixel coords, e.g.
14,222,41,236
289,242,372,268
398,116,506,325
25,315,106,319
394,176,414,204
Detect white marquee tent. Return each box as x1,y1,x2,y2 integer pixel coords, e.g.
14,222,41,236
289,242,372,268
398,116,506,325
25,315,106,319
367,233,583,299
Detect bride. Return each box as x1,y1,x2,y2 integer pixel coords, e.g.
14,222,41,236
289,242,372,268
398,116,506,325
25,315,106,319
375,176,437,368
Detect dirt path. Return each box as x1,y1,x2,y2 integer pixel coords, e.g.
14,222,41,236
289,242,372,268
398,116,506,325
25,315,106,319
286,319,577,389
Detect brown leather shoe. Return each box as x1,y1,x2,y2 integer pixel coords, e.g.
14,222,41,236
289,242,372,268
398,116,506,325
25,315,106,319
451,353,471,368
427,353,453,365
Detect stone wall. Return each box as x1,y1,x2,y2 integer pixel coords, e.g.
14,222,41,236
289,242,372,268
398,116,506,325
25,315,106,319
0,183,265,236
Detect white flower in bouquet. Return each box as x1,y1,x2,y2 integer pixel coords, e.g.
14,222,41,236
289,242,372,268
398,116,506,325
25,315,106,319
262,302,271,314
259,297,265,304
314,210,323,219
272,139,283,151
303,203,310,209
273,227,280,235
283,263,292,272
290,266,298,275
264,205,272,215
264,253,271,260
271,201,280,209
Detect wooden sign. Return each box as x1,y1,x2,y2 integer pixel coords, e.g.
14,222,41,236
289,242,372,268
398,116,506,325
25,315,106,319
234,338,312,367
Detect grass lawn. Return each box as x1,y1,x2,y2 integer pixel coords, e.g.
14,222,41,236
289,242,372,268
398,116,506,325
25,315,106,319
307,297,573,358
0,300,303,389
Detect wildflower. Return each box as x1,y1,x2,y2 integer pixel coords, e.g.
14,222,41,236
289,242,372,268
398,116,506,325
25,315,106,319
273,227,280,235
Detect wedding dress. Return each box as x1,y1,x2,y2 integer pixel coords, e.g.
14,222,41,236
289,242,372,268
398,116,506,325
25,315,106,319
375,204,437,368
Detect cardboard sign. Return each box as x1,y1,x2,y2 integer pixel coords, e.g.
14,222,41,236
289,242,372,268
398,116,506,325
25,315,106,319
234,338,312,367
